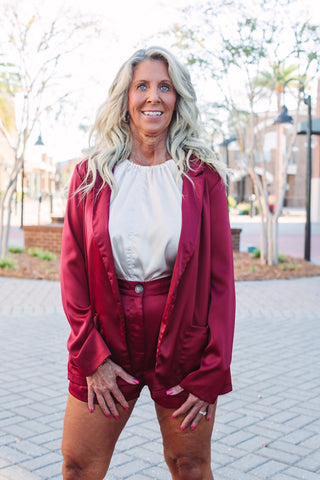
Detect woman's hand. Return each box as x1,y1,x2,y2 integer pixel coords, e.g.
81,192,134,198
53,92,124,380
86,358,139,418
166,384,215,431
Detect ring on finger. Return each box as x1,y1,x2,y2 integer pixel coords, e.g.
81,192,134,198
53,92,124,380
199,410,206,416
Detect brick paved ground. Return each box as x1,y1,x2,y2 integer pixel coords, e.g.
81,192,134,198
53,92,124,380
0,276,319,480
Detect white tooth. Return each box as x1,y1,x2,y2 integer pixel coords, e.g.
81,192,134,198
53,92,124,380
144,111,162,116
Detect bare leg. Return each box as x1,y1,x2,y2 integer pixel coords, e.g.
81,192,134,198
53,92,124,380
155,401,217,480
61,394,137,480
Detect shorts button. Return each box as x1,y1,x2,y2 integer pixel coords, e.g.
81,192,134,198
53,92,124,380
135,284,144,294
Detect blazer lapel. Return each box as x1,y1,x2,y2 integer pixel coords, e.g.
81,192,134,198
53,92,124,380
92,177,122,307
162,162,205,319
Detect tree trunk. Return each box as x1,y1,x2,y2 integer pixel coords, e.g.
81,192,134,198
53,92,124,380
259,210,267,263
0,157,21,258
272,215,279,265
266,214,273,265
3,181,17,257
0,179,17,258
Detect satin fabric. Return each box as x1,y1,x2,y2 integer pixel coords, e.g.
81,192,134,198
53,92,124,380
109,159,182,281
69,276,187,408
60,158,235,405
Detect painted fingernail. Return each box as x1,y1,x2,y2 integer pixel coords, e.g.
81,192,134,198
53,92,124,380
180,426,185,431
89,408,93,413
124,406,129,411
171,414,176,418
191,426,196,431
114,415,119,420
166,389,173,395
207,417,211,422
106,413,111,418
132,379,140,384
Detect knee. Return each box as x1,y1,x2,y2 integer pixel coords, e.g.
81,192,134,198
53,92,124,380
169,454,208,480
62,454,107,480
62,455,83,480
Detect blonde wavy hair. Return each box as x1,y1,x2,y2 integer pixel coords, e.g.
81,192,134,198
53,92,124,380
80,46,226,194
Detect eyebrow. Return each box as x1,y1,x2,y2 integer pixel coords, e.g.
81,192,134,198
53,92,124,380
133,78,173,84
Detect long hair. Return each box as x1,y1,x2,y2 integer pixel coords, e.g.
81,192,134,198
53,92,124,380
79,46,226,194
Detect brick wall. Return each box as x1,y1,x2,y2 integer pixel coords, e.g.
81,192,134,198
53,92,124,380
23,225,63,254
231,228,242,252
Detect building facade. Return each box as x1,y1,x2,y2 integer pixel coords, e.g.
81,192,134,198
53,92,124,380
221,111,316,210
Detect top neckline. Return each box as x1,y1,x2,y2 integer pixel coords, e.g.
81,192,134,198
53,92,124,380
125,159,174,169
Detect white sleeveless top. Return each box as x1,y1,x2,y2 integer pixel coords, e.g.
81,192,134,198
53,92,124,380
109,159,182,281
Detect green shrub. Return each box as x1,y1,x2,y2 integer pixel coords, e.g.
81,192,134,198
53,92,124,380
237,202,250,215
251,249,287,263
250,248,261,259
228,196,237,208
0,257,16,269
9,246,25,254
27,248,56,261
281,263,301,271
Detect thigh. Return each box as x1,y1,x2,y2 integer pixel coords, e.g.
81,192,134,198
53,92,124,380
155,401,217,479
62,394,137,477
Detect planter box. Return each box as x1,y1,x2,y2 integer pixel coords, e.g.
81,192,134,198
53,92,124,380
23,224,63,254
231,228,242,252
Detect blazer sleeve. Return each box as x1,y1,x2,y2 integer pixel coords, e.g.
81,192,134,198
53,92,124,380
60,164,111,377
180,176,236,403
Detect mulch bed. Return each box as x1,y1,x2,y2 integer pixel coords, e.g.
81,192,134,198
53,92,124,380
233,251,320,281
0,251,320,282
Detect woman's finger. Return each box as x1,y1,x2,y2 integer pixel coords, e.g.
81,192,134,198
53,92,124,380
180,404,205,431
207,403,215,421
111,386,130,412
86,359,138,418
87,385,95,413
115,365,140,386
170,392,212,430
181,402,209,431
96,391,112,418
166,384,184,396
171,394,196,418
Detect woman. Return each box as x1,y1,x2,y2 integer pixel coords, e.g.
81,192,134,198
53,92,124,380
61,46,235,480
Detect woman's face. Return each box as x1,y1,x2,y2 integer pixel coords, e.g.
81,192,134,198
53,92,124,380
128,59,177,140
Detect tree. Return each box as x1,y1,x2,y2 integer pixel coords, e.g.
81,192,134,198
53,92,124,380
0,4,99,258
0,57,18,133
167,0,320,265
253,61,305,110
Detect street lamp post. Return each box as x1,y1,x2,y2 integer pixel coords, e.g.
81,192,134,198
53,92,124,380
304,94,312,261
21,133,45,227
218,136,237,198
20,156,25,228
272,105,293,221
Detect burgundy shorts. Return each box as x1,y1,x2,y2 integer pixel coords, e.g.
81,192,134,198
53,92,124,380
69,276,188,409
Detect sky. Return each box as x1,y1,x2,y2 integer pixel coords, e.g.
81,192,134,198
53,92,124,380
11,0,191,163
3,0,320,163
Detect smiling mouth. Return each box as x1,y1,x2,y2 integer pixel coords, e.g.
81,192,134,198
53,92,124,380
142,111,163,117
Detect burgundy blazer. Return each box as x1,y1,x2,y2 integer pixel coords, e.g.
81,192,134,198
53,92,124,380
60,159,235,404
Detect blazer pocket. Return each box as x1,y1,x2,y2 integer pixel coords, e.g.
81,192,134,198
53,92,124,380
179,325,209,376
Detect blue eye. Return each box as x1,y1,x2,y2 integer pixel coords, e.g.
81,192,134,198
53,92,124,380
137,84,147,90
160,85,170,92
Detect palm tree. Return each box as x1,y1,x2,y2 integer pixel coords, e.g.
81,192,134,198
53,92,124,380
253,61,306,110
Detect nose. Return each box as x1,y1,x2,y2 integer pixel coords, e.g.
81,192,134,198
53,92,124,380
147,85,160,102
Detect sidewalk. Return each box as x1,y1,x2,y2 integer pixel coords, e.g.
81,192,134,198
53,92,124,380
0,276,319,480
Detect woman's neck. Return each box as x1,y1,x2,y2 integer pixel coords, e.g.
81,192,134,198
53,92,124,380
129,132,170,166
